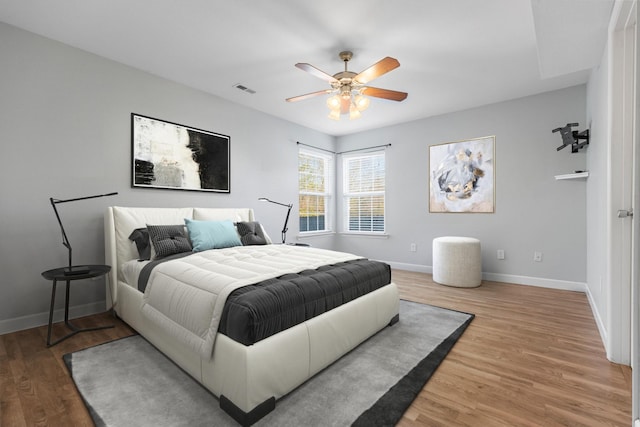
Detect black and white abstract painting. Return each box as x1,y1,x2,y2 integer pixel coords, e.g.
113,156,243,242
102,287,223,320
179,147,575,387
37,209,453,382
429,136,494,213
132,114,230,192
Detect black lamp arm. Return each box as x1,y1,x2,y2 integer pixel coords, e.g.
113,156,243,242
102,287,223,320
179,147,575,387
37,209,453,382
259,197,293,244
50,192,117,271
281,204,293,244
51,192,118,204
50,198,72,269
258,197,291,208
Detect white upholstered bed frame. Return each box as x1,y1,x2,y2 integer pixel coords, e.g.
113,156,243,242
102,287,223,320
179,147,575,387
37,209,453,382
104,206,400,425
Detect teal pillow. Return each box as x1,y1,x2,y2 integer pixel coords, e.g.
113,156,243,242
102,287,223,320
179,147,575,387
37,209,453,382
185,219,242,252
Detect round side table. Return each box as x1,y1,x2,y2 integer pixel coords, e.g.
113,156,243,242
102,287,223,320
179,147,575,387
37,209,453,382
41,264,114,347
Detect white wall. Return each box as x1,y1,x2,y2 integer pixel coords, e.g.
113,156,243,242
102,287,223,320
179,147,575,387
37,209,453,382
0,22,335,334
335,86,588,287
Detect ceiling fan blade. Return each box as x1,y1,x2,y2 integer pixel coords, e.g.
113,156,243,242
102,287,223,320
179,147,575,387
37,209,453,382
286,89,332,102
360,86,408,101
295,63,339,83
354,57,400,84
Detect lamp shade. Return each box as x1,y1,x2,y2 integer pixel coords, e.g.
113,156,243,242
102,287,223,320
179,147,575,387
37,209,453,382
328,109,341,120
326,95,341,110
354,95,370,111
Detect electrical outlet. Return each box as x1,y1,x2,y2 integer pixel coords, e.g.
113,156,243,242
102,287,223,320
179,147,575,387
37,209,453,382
410,243,417,252
534,251,543,262
497,249,505,260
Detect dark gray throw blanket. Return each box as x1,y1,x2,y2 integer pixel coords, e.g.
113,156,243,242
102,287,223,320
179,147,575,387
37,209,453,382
219,259,391,345
137,252,191,292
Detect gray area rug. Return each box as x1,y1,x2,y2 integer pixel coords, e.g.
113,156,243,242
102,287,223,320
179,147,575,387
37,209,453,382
64,300,473,426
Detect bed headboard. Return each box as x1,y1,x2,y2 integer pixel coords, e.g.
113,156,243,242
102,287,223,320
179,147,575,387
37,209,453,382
104,206,257,308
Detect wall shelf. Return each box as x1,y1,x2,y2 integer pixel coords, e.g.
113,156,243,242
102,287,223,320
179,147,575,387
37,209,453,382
554,172,589,180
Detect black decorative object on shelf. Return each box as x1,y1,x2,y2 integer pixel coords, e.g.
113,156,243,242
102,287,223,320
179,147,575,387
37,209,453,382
258,197,292,244
552,122,590,153
50,192,118,276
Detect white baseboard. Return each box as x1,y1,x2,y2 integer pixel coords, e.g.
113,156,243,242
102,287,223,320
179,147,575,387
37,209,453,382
481,272,586,292
384,261,586,292
0,301,107,336
584,283,610,359
385,261,432,274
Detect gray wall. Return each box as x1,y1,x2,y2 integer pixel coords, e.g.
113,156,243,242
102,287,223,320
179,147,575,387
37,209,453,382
335,86,588,285
0,23,335,333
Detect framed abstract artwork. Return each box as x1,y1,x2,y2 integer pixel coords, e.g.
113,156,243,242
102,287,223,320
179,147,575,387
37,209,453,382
132,113,230,193
429,135,495,213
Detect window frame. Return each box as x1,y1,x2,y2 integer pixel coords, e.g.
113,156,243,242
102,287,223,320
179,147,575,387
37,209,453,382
298,147,334,234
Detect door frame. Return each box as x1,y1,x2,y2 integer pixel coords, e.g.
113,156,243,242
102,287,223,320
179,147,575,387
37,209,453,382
608,0,635,367
609,0,639,422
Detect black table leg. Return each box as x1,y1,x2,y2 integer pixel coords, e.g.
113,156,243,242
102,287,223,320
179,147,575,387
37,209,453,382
46,278,114,347
46,279,58,347
64,279,71,324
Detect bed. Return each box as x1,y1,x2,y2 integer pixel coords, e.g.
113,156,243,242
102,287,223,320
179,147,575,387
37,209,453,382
104,206,400,425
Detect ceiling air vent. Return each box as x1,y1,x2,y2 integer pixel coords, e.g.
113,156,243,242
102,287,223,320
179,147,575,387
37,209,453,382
233,83,256,94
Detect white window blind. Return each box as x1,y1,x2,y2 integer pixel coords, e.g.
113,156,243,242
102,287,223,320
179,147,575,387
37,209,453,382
343,151,385,232
298,148,333,233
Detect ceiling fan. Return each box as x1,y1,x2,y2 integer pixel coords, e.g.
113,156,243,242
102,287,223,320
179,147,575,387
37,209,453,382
286,51,408,120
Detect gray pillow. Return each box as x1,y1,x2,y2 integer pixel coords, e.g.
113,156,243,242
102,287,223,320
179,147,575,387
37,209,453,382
128,227,151,260
146,224,192,258
236,221,268,245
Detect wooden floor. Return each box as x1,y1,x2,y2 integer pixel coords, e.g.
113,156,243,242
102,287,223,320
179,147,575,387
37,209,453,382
393,270,631,427
0,270,632,426
0,312,136,426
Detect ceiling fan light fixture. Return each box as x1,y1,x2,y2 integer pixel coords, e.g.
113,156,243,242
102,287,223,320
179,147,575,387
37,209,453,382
328,109,341,120
349,105,362,120
326,95,341,110
354,94,370,111
287,51,407,122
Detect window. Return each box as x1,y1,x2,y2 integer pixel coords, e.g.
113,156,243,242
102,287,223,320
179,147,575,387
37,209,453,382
298,148,333,233
343,151,385,233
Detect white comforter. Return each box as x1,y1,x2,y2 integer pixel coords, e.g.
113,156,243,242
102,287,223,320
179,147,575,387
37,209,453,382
140,245,361,359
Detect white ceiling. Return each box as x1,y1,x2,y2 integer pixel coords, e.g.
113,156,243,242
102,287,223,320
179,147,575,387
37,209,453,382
0,0,614,136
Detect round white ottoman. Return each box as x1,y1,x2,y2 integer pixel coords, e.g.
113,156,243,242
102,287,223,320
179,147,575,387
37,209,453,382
432,236,482,287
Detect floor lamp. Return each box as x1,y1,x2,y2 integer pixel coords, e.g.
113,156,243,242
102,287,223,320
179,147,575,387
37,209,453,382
258,197,292,244
50,192,118,276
